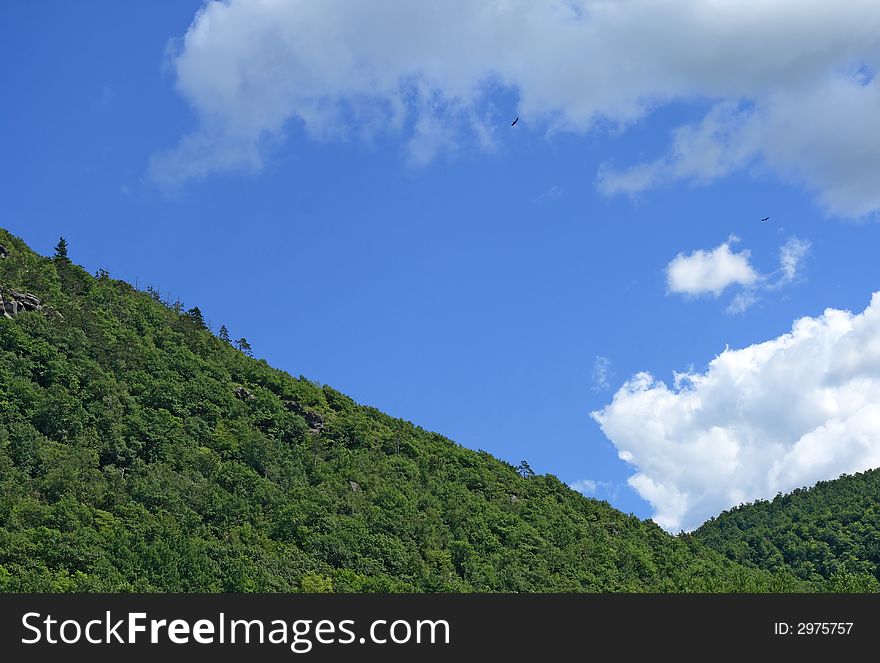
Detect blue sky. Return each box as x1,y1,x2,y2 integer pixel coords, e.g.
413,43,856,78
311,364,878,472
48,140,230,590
4,1,880,529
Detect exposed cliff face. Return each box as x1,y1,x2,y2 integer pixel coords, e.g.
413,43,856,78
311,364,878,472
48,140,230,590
0,286,43,318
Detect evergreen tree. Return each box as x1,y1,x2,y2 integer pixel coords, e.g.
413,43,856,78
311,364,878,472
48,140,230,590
235,337,253,356
517,460,536,479
187,306,207,329
218,325,231,343
53,237,69,262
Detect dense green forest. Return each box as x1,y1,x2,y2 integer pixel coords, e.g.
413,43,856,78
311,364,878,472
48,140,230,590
694,469,880,591
0,227,869,593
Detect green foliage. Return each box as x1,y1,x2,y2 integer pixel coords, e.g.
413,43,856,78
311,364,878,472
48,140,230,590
186,307,207,330
53,237,69,262
516,460,536,479
694,469,880,592
0,227,826,593
300,573,334,593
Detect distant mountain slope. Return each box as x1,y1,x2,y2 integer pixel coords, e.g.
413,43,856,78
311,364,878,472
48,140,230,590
693,469,880,591
0,228,803,592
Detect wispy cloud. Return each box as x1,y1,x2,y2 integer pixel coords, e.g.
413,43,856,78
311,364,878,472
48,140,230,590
151,0,880,217
534,185,563,203
725,290,760,316
568,479,625,499
775,237,811,286
569,479,622,501
591,356,613,392
100,85,114,107
570,479,600,495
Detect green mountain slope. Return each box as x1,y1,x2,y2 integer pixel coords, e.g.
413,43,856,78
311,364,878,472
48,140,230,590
0,228,804,592
694,470,880,591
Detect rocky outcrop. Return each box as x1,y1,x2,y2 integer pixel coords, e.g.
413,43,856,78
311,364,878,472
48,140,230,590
283,399,325,434
1,287,43,319
233,386,254,401
0,244,8,259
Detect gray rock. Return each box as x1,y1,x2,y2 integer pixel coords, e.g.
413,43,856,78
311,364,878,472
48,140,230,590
304,410,325,433
0,244,7,259
349,480,361,493
283,400,325,433
233,386,254,401
283,399,306,415
0,287,43,319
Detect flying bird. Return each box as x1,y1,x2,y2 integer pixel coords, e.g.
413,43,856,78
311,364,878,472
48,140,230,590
761,216,771,223
511,116,519,126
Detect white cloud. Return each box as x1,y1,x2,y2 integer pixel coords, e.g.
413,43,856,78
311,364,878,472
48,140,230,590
725,290,760,316
598,75,880,218
597,102,758,196
666,239,758,297
570,478,620,499
570,479,599,496
152,1,880,216
592,292,880,532
776,237,811,286
591,355,612,392
667,236,810,312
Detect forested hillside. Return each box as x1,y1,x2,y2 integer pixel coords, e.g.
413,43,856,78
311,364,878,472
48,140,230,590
694,469,880,591
0,228,823,592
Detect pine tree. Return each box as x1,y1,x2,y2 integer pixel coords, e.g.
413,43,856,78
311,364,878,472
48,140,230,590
517,460,536,479
54,237,69,262
186,306,207,329
235,337,253,356
218,325,231,343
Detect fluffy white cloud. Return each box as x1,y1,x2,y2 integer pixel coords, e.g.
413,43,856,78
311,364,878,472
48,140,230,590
666,236,810,311
592,293,880,532
152,0,880,216
666,239,758,297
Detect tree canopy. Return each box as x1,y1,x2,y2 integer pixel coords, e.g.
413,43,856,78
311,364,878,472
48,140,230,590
0,227,858,593
694,469,880,591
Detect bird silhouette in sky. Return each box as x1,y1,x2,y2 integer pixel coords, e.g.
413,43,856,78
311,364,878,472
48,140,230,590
761,216,771,223
511,116,519,126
